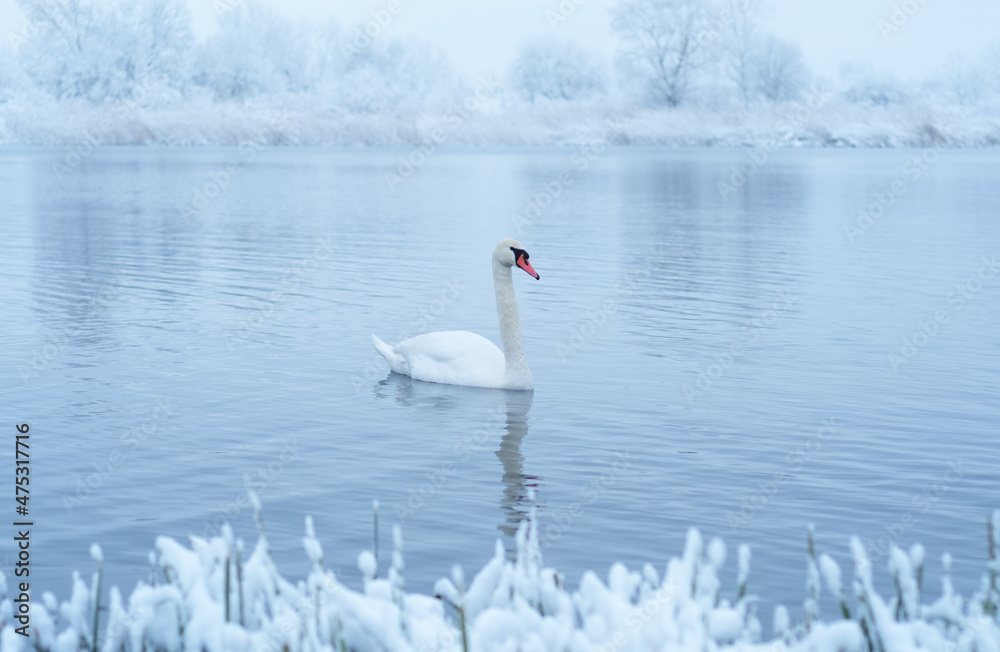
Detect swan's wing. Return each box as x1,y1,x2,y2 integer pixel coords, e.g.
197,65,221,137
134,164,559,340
393,331,506,388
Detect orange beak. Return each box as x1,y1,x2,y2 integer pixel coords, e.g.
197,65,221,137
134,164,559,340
516,254,540,280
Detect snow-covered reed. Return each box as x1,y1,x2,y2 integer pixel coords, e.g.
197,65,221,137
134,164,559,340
2,96,1000,148
2,501,999,652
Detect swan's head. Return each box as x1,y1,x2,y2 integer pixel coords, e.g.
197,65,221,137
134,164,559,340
494,238,540,280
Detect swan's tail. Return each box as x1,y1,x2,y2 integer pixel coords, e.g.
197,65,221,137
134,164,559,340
372,334,409,375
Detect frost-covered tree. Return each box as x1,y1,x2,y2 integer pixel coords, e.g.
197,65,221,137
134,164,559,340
194,0,308,99
15,0,192,101
612,0,709,107
940,54,987,107
924,41,1000,107
124,0,194,93
303,20,344,95
840,63,910,107
0,44,29,103
334,38,456,114
15,0,115,99
716,1,810,105
751,35,809,102
721,0,763,106
509,40,606,103
980,41,1000,98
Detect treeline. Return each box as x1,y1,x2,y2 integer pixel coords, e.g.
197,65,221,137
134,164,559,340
1,0,998,146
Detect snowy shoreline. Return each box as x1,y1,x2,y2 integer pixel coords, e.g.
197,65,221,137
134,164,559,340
2,100,999,149
3,498,998,652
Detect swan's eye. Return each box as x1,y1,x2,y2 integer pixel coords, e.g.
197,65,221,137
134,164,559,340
510,246,528,260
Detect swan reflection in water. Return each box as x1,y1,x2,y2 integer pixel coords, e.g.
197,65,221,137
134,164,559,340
373,375,538,559
494,389,538,556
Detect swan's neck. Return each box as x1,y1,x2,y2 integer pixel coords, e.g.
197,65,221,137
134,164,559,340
493,260,532,386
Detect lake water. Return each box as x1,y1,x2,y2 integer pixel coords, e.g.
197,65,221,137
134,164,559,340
2,146,998,628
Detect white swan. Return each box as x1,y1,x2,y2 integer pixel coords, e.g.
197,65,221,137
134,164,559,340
372,238,540,390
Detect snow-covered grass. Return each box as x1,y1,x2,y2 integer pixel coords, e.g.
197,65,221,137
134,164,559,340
3,497,999,652
2,95,1000,148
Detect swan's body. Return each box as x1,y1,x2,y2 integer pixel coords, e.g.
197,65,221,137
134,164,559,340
372,238,539,390
372,331,506,388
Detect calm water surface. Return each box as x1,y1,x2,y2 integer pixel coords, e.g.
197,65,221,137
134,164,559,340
1,147,998,626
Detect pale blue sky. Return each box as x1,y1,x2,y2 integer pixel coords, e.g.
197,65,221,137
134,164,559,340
2,0,997,81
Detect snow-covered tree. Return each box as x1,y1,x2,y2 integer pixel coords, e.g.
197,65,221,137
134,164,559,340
612,0,709,107
925,41,1000,107
15,0,114,99
715,2,811,105
303,20,344,95
335,38,456,114
981,41,1000,98
15,0,192,101
509,40,607,103
721,0,763,106
751,34,809,102
840,63,910,107
194,0,308,99
940,53,988,107
0,41,31,102
125,0,194,92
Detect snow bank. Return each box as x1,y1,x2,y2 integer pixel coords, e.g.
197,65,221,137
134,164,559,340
2,94,1000,147
2,502,999,652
